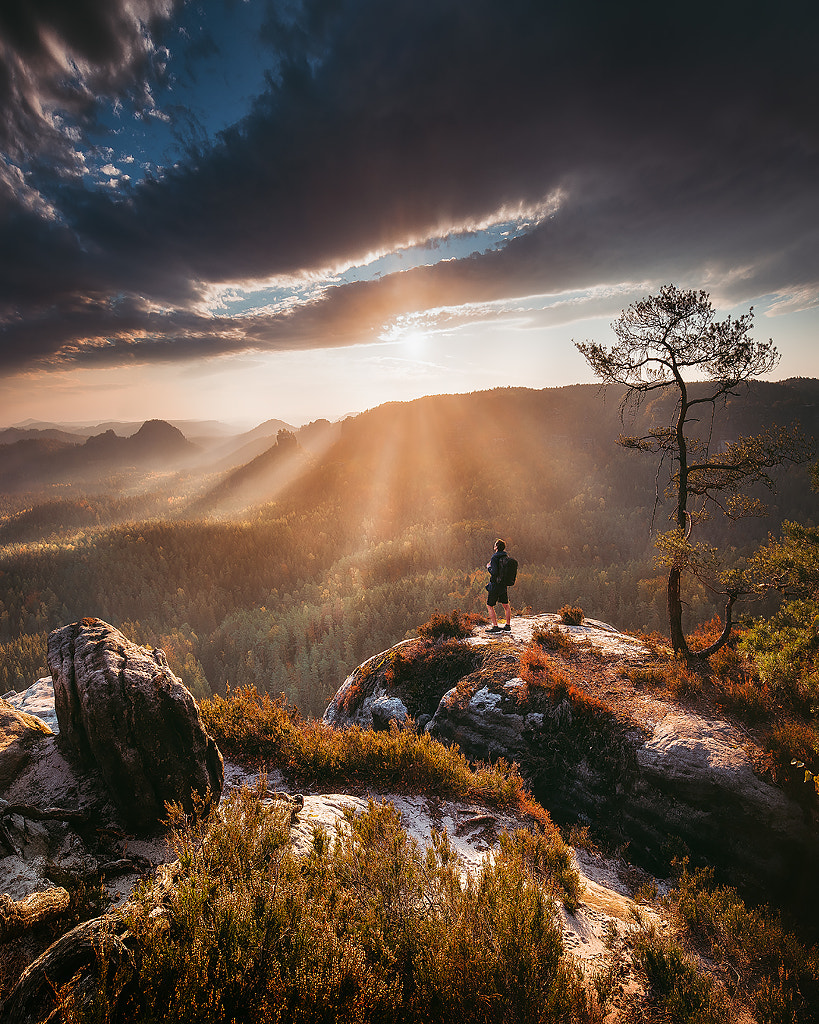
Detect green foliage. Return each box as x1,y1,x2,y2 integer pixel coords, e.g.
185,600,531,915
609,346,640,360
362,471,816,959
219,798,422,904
558,606,584,626
632,925,732,1023
739,598,819,703
746,519,819,599
0,630,48,692
64,789,595,1024
670,863,819,1024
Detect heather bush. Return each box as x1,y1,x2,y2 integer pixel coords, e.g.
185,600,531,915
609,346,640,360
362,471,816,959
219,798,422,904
628,658,702,697
384,635,482,717
201,687,545,817
531,624,575,653
416,609,483,641
632,924,732,1023
63,788,597,1024
497,827,583,912
519,644,570,690
559,606,585,626
670,863,819,1024
767,718,819,790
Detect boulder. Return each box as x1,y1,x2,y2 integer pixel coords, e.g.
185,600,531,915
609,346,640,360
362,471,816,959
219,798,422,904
4,677,59,733
324,639,416,728
47,618,223,830
0,698,52,793
370,696,410,731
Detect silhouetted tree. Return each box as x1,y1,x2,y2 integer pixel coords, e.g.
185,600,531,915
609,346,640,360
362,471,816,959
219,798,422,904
577,284,812,660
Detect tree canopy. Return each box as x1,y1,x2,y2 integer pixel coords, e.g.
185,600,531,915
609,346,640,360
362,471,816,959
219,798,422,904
577,284,813,659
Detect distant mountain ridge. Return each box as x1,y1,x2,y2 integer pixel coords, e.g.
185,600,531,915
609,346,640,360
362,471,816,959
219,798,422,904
0,419,199,492
0,426,84,446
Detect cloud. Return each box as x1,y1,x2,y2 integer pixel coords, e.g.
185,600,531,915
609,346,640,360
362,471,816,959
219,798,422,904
0,0,817,373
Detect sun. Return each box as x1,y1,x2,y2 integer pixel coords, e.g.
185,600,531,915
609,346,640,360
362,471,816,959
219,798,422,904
401,327,428,359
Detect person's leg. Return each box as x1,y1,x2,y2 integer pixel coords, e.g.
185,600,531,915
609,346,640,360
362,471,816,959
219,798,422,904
486,601,498,627
502,602,511,627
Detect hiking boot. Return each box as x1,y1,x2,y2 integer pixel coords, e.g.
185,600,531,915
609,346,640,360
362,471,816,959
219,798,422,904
501,623,511,632
485,625,502,634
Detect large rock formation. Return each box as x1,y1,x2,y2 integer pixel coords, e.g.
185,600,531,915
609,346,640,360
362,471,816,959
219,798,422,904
47,619,223,830
325,614,819,919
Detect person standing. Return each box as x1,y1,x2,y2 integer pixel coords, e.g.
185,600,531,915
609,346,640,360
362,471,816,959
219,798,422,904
485,538,512,633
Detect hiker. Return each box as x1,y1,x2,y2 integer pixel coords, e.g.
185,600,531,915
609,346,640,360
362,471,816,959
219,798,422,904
485,538,512,633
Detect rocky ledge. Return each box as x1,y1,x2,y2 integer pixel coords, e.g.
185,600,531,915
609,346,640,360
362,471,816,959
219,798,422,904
324,613,819,917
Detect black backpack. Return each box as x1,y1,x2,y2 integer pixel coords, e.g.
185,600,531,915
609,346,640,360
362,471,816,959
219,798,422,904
499,553,518,587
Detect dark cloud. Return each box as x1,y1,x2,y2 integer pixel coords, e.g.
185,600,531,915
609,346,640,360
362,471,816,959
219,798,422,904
0,0,817,372
0,0,181,168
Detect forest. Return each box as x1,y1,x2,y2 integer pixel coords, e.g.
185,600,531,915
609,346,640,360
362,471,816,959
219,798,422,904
1,381,817,717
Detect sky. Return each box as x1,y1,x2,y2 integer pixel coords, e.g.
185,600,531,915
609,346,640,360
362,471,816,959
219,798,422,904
0,0,817,428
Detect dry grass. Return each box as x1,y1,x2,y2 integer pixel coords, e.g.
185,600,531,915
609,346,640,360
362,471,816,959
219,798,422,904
201,686,549,823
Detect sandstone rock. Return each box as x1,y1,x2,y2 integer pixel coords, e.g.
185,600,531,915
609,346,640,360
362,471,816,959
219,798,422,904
47,618,223,829
325,613,819,919
4,677,59,733
0,698,52,793
324,639,415,728
370,696,410,731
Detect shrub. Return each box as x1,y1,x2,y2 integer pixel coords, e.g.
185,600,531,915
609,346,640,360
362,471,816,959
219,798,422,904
417,609,483,641
739,599,819,707
670,863,819,1024
632,925,732,1023
559,606,585,626
768,718,819,789
628,658,702,698
384,636,482,717
63,791,596,1024
531,624,575,653
519,645,570,690
498,827,583,912
200,685,296,763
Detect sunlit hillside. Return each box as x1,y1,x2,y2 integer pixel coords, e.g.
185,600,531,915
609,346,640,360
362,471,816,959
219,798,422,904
1,382,816,716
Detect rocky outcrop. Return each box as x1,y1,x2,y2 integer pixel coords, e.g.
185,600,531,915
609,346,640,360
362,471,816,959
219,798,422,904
325,613,819,917
4,678,59,733
0,699,52,793
47,619,223,830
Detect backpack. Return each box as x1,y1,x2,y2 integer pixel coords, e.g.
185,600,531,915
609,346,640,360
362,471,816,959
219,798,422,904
499,553,518,587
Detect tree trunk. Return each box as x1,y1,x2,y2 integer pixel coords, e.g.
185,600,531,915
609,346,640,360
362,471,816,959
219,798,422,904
1,916,132,1024
667,567,690,658
690,592,738,661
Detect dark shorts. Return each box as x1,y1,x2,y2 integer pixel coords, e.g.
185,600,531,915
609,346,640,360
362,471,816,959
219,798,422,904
486,582,508,607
